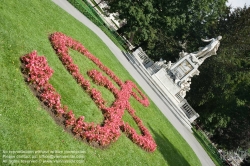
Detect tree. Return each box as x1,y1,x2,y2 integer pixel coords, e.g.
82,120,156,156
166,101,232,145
187,6,250,150
151,0,228,61
105,0,227,61
104,0,157,46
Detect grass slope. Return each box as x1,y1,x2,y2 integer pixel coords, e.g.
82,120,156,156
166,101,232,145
0,0,201,165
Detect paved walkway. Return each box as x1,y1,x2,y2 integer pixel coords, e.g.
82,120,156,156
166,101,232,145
52,1,215,165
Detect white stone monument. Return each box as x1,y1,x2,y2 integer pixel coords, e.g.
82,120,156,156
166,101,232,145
168,36,222,98
131,36,221,124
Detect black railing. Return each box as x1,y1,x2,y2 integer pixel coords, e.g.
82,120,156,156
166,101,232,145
67,0,127,49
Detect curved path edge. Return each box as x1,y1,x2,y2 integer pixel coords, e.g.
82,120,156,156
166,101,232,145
52,0,215,165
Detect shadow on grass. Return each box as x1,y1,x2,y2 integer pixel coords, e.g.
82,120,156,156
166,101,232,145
148,125,191,166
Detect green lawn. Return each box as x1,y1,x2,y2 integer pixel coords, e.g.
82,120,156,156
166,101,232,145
0,0,201,165
192,128,224,166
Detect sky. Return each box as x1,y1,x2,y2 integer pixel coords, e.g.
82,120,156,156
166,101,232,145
226,0,250,8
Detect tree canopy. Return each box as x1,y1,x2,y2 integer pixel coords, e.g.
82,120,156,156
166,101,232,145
105,0,227,61
105,0,249,150
187,6,250,150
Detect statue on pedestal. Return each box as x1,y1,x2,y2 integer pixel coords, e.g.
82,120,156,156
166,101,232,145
144,35,222,100
191,36,222,62
179,78,191,98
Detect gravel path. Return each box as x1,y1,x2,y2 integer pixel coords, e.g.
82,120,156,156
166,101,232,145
52,1,215,165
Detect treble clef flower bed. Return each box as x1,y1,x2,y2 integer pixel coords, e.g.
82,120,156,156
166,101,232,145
20,32,156,152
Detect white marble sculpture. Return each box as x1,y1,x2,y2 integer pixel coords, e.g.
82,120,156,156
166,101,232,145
162,61,172,70
190,54,201,65
178,69,199,84
191,36,222,61
190,70,200,77
176,36,222,97
179,78,192,97
179,50,188,59
156,59,167,67
180,79,191,89
141,36,221,100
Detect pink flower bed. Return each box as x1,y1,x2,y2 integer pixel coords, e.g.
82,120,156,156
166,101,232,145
21,32,156,152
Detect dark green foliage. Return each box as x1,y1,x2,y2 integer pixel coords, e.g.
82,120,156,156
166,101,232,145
104,0,250,151
187,6,250,150
240,156,250,166
105,0,157,47
105,0,227,61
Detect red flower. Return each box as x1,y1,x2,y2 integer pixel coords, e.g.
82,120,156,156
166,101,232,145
21,32,156,151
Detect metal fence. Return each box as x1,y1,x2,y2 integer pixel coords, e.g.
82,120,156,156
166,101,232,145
194,124,235,166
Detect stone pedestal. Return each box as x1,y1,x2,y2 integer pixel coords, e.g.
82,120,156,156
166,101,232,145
149,68,199,123
152,68,181,101
168,54,201,99
133,47,154,68
131,35,223,124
